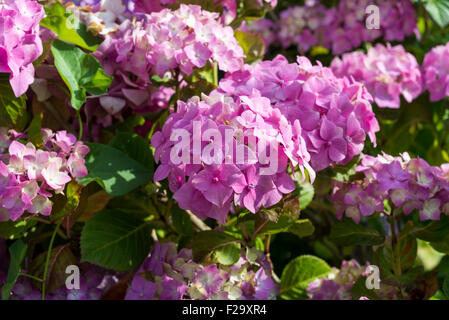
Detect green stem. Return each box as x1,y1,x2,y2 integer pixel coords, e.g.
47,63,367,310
251,218,269,242
29,216,51,224
76,111,83,141
19,273,43,283
41,220,62,300
389,217,405,300
213,61,219,87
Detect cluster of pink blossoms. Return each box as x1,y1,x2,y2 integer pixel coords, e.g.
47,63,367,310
0,0,45,97
277,1,333,54
307,259,396,300
95,4,244,83
219,55,379,171
422,42,449,102
276,0,417,55
152,89,312,221
0,128,89,221
89,4,244,137
331,44,423,109
125,242,278,300
67,0,278,31
330,153,449,223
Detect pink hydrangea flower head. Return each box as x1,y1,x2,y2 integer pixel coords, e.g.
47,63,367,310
152,89,313,221
331,44,423,108
0,0,45,97
126,242,278,300
422,42,449,102
331,152,449,223
219,55,379,172
0,127,89,221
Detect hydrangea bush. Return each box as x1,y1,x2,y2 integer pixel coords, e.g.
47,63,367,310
1,0,449,302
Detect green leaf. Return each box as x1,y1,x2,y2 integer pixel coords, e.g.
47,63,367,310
424,0,449,28
77,143,153,197
0,219,37,240
80,210,152,271
109,133,154,173
50,182,82,221
280,255,331,300
29,246,77,293
430,239,449,254
350,277,381,300
214,243,242,265
258,214,295,236
299,183,314,210
171,207,195,236
381,237,418,274
288,219,315,238
234,30,265,64
329,219,385,246
51,39,112,110
40,2,102,51
168,0,222,13
409,216,449,242
189,230,241,262
443,276,449,299
0,76,28,130
2,240,28,300
28,113,43,148
430,290,448,300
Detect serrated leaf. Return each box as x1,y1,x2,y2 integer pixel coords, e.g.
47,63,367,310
329,219,385,246
280,255,331,300
77,143,153,197
2,240,28,300
51,39,112,110
80,210,152,271
40,2,102,51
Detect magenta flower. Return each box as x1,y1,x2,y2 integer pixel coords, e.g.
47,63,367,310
422,42,449,102
309,117,347,171
331,153,449,222
377,160,410,191
331,44,423,108
0,127,89,221
219,55,378,173
125,242,279,300
0,0,45,97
